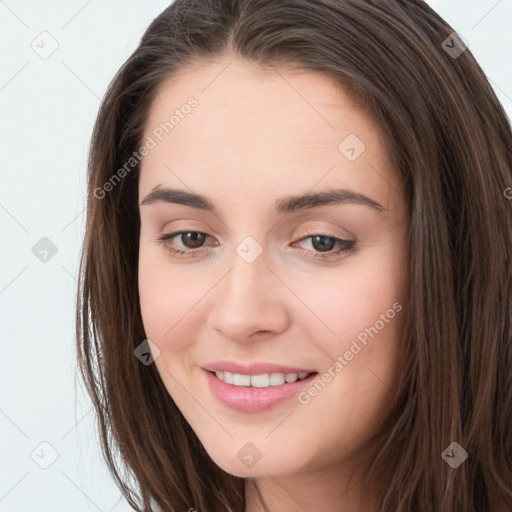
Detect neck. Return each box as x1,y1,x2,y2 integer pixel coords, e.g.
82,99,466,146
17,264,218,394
244,463,377,512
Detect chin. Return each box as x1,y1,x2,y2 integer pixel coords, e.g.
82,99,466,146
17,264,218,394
202,440,308,479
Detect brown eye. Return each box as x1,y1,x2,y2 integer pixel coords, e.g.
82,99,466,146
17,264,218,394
310,235,336,252
157,230,214,257
180,231,207,249
292,233,356,260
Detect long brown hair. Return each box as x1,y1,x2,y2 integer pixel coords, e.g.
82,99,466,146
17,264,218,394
76,1,512,510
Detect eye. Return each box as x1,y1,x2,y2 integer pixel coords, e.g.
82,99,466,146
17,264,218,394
157,230,216,258
292,233,356,260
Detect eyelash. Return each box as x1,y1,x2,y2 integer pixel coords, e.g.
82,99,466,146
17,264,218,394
156,230,356,261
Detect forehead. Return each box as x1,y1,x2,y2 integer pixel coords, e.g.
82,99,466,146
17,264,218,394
139,57,401,212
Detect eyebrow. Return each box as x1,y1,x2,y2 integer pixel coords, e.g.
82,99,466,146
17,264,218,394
140,186,386,213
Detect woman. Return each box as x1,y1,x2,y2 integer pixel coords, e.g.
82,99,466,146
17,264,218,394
76,0,512,510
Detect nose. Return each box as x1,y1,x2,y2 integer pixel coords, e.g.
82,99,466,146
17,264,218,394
207,249,291,342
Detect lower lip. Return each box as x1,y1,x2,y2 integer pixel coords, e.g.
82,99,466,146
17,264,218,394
204,369,317,412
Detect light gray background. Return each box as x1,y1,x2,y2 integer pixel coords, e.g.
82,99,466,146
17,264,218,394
1,1,511,510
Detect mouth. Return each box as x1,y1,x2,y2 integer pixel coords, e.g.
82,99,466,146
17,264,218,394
203,367,319,412
208,370,315,388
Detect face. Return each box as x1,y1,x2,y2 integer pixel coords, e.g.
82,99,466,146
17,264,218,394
137,57,409,481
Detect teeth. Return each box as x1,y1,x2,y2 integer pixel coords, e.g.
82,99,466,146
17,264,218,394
214,371,311,387
233,373,251,386
269,373,285,386
250,374,270,388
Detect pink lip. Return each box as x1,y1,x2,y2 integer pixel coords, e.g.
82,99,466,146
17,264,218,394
202,360,316,375
203,369,317,412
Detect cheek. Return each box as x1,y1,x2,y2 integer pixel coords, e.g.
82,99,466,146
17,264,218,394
138,246,232,365
138,254,205,406
138,249,200,349
290,258,405,349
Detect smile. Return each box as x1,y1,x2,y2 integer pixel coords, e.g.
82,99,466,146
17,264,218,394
204,368,318,412
212,370,312,387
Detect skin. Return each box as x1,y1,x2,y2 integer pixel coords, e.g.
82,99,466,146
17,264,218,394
137,56,409,512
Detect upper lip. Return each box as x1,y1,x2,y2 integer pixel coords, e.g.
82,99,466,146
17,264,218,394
202,361,317,375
